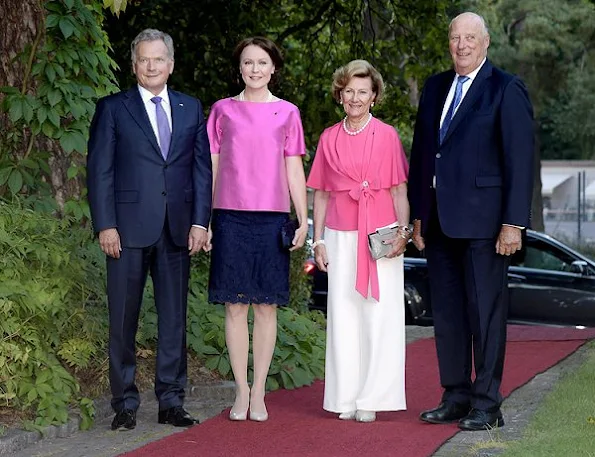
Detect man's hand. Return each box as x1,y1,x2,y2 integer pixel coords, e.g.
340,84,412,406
99,228,122,259
289,224,308,251
188,226,207,255
496,225,522,256
412,220,425,251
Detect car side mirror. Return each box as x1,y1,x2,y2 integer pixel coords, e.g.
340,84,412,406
570,260,589,275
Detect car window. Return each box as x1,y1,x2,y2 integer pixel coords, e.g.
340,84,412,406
512,239,577,272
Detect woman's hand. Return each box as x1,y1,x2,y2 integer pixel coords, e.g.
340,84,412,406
385,235,408,258
289,223,308,251
202,226,213,252
314,244,329,272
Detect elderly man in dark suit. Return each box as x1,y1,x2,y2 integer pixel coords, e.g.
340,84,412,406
87,29,212,431
408,12,534,431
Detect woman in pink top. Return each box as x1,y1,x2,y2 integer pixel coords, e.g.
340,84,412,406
205,37,308,423
307,60,411,423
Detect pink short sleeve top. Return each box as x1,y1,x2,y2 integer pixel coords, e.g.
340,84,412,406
207,98,306,212
307,118,409,300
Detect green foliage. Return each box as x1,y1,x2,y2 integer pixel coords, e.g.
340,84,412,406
184,295,325,391
0,0,119,216
138,250,324,391
0,199,322,428
289,243,313,313
467,0,595,161
268,308,325,390
0,202,107,429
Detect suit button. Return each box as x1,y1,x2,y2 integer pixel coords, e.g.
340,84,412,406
436,153,441,158
164,164,168,169
161,191,166,196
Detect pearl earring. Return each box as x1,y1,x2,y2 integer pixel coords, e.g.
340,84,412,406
371,102,375,107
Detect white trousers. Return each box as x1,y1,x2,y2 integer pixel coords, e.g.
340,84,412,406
323,227,407,413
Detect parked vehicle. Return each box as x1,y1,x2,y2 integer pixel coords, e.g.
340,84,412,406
305,230,595,327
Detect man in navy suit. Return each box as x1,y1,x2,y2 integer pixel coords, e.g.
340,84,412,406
408,12,534,430
87,29,212,430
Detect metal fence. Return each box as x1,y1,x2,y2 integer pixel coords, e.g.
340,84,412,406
543,170,595,244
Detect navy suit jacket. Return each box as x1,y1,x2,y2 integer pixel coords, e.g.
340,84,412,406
87,86,212,248
408,60,534,239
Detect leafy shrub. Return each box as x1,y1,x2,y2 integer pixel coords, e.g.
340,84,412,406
0,200,321,430
141,251,324,391
0,202,105,429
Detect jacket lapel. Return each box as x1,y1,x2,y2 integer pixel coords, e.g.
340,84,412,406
442,60,493,145
168,90,184,160
122,87,161,157
434,71,455,147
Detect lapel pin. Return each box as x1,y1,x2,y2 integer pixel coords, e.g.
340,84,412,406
179,103,184,107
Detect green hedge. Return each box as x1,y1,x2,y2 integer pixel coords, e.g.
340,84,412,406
0,202,322,429
0,202,105,429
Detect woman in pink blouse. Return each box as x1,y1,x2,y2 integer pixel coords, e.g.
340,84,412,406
205,37,308,423
307,60,411,423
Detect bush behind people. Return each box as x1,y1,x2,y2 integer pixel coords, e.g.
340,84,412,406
0,202,322,428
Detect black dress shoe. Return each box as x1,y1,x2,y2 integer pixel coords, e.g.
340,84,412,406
420,402,470,424
158,406,198,427
458,408,504,431
111,409,136,431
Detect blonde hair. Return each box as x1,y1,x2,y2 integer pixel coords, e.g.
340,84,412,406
331,60,385,104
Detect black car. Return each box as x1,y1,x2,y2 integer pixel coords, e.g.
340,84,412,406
305,230,595,327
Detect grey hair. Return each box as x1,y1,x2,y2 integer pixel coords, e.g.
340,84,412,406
449,12,489,38
130,29,175,63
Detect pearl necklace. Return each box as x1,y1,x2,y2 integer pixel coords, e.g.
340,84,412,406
239,90,274,102
342,113,372,136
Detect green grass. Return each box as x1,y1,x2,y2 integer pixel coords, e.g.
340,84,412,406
495,341,595,457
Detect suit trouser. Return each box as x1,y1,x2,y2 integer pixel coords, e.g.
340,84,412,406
106,220,190,412
424,199,510,411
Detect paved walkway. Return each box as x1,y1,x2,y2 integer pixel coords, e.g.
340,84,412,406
0,326,589,457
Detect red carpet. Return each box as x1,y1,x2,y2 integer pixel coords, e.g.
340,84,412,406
121,325,595,457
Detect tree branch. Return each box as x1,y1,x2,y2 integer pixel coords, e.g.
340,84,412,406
276,0,336,43
21,23,43,95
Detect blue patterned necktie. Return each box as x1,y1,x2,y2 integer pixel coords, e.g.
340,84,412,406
439,75,470,144
151,96,171,159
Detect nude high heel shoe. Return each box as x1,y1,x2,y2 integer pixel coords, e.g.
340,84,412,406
249,408,268,422
229,387,250,421
249,390,268,422
229,408,248,421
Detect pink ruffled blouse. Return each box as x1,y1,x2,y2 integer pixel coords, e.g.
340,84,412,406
207,98,306,212
307,117,409,301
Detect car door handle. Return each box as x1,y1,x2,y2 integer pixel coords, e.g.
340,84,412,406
508,273,526,282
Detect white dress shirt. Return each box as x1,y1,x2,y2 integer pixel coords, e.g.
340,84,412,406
138,84,172,149
439,58,486,129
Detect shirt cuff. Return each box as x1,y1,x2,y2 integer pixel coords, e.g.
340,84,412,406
192,225,207,231
503,224,525,230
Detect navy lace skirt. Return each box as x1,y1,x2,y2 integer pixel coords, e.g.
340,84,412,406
208,209,290,306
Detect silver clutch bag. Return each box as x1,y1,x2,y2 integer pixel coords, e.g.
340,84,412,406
367,225,400,260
